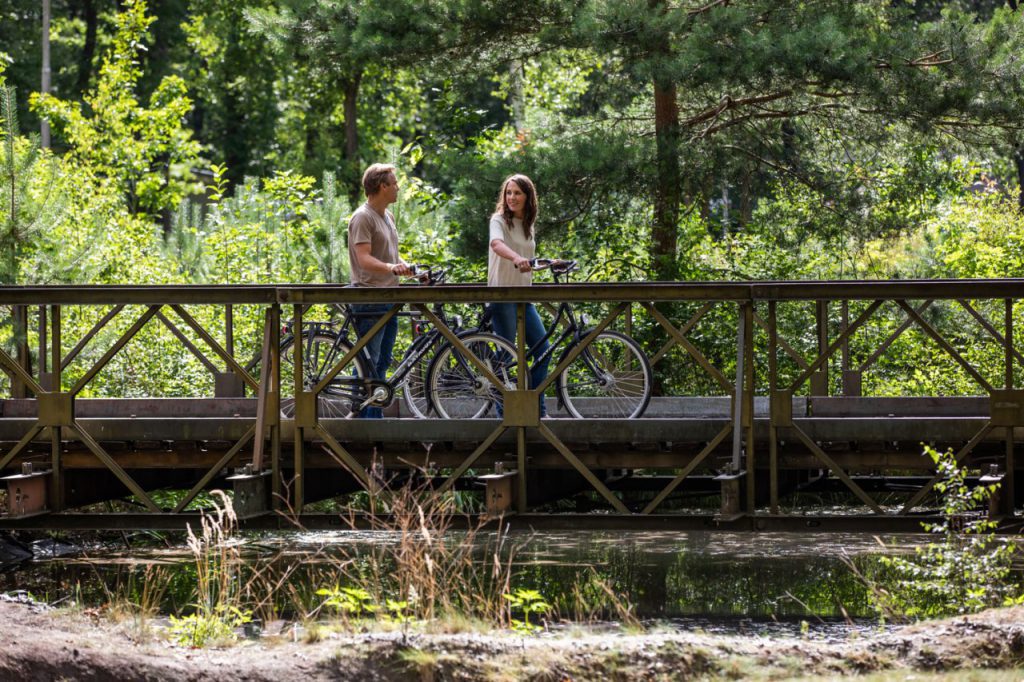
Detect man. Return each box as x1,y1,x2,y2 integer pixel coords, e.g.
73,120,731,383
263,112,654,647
348,163,411,418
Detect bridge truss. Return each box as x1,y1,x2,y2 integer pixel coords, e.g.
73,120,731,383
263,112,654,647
0,280,1021,532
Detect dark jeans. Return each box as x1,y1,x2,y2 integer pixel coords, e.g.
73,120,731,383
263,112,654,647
352,303,398,419
489,302,550,417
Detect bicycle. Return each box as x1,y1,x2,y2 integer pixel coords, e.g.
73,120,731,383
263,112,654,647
426,258,652,419
279,265,515,418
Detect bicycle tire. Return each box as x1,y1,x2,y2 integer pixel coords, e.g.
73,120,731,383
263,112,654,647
279,331,370,419
426,332,518,419
556,329,652,418
401,344,433,418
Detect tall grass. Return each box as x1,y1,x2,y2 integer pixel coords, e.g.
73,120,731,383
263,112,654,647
313,473,520,629
167,490,252,646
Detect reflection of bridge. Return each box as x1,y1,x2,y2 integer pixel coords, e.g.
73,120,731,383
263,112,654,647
1,281,1021,532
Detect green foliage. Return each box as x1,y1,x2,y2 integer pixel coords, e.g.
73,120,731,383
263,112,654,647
933,191,1024,278
168,602,251,647
867,446,1022,621
172,170,319,284
180,0,281,183
30,0,201,216
317,585,377,618
0,86,83,284
503,587,551,634
304,171,353,283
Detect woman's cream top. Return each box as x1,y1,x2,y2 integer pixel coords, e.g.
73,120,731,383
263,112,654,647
488,214,535,287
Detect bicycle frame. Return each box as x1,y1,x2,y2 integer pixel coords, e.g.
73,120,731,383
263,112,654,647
288,300,476,410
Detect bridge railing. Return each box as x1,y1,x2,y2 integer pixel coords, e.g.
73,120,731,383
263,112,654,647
0,280,1020,521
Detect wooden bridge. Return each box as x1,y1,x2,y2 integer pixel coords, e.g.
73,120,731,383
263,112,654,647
1,280,1021,532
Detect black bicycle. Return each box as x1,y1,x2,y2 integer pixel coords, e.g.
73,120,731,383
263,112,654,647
279,266,515,418
425,259,652,419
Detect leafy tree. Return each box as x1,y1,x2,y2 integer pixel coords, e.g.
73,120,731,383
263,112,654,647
546,0,1024,279
0,0,115,141
179,0,281,184
0,68,95,285
247,0,573,198
30,0,201,216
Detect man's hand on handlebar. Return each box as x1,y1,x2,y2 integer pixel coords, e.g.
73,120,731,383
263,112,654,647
405,264,447,285
391,262,413,277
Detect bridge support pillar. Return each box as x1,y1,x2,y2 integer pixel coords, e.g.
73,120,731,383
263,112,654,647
980,465,1005,520
479,465,517,517
228,465,271,519
3,462,51,517
714,468,745,519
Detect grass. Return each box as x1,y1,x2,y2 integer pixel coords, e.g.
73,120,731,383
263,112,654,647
303,469,522,629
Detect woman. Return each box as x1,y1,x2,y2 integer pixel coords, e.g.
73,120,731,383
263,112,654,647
488,173,550,417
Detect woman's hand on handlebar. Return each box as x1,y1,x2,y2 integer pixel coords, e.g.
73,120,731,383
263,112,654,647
529,258,578,273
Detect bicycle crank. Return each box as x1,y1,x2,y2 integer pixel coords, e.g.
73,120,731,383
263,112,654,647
356,379,395,410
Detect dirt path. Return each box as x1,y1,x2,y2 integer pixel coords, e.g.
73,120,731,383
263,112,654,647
2,600,1024,681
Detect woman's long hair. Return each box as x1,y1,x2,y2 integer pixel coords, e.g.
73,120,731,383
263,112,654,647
493,174,538,238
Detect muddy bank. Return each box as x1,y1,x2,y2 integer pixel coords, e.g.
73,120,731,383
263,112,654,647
2,600,1023,681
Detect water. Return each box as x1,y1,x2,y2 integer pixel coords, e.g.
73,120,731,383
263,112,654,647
1,530,917,628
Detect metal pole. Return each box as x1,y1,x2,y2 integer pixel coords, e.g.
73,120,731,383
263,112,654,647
743,302,755,511
768,301,778,514
41,0,51,148
270,304,281,510
49,304,62,510
1007,298,1016,516
731,303,745,473
292,304,304,512
815,299,828,395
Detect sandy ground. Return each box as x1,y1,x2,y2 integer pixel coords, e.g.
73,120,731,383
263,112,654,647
2,599,1024,681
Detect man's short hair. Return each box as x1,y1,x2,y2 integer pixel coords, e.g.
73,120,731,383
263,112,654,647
362,163,397,197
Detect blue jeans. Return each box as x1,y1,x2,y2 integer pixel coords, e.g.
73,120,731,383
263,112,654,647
489,302,550,417
352,303,398,419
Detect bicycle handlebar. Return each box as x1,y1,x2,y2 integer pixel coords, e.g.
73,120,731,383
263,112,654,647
528,258,578,275
406,264,447,285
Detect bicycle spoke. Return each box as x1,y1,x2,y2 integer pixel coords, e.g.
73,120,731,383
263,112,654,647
279,332,367,419
557,330,652,418
427,333,517,418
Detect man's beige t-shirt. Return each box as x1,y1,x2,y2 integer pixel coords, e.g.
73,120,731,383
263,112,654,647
348,203,399,287
488,215,535,287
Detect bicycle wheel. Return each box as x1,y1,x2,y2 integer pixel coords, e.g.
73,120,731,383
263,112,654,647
401,343,433,418
426,332,518,418
556,330,652,418
279,332,369,419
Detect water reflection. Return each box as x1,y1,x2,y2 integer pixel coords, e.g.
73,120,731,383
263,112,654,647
1,531,924,621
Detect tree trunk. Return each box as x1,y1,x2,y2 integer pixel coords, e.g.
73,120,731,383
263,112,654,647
649,0,681,281
651,78,681,281
342,71,363,202
1014,142,1024,212
74,0,98,95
